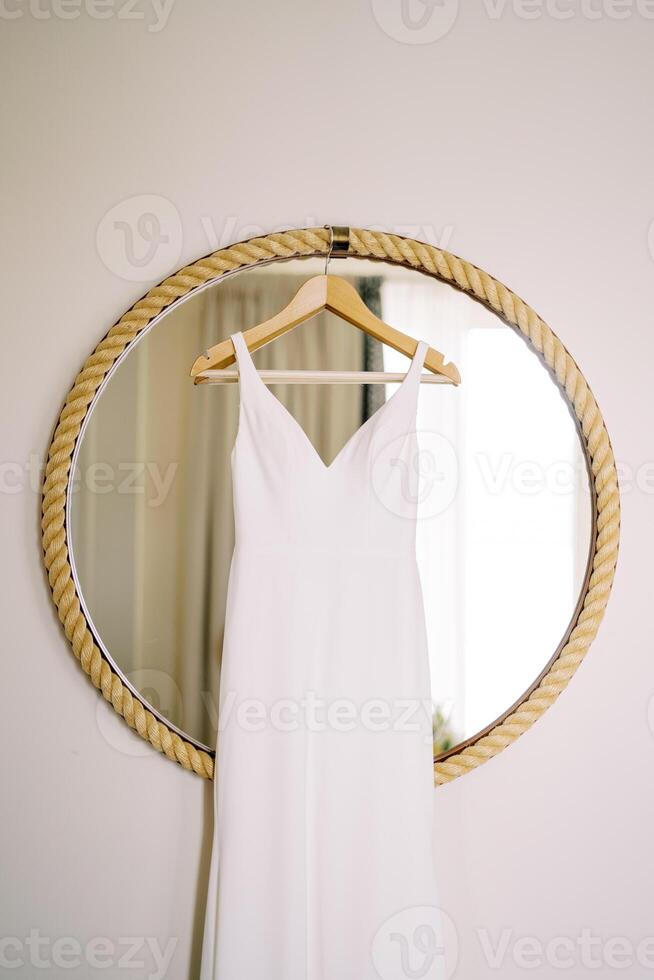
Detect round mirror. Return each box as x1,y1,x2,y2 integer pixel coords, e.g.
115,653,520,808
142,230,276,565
67,252,594,761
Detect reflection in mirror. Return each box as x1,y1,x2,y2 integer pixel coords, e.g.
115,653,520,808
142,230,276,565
69,257,593,754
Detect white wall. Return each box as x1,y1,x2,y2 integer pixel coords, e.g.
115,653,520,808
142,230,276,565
1,3,652,977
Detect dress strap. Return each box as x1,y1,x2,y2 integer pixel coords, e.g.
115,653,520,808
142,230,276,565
386,340,429,415
412,340,429,374
230,332,261,389
405,340,429,389
230,331,248,367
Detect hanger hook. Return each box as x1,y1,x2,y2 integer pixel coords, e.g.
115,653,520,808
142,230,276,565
323,224,350,276
324,224,334,276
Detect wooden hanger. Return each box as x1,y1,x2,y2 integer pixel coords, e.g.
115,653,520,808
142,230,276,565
190,274,461,386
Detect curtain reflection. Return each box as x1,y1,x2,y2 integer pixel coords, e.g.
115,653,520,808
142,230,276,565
73,272,381,746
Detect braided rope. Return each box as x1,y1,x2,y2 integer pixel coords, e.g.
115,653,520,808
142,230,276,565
41,227,620,783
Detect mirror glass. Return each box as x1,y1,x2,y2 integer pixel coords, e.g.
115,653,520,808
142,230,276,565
69,256,593,755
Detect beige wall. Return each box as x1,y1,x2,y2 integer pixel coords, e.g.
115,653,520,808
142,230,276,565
1,3,652,978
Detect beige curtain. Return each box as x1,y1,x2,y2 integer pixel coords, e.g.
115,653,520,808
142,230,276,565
74,271,377,748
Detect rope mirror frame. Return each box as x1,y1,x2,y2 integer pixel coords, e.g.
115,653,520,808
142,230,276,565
41,226,621,785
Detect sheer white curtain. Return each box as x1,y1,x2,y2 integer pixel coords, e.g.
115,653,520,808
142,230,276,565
380,277,585,745
381,279,467,742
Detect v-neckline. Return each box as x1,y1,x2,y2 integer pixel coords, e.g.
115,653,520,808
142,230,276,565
235,334,427,474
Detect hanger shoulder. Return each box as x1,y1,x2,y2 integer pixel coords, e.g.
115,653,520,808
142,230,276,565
191,273,460,385
190,277,329,377
324,276,461,385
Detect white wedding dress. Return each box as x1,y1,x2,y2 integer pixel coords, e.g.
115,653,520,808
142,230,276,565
200,331,443,979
